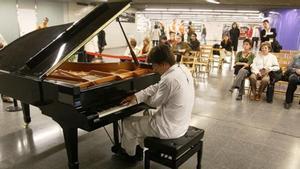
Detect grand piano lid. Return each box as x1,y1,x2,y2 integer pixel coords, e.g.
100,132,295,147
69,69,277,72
0,0,132,79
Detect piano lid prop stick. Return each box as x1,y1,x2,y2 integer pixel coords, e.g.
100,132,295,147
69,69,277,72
116,17,139,66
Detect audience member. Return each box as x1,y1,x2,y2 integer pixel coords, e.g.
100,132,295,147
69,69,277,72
229,39,255,100
151,24,161,46
37,17,49,29
252,26,260,48
229,22,240,56
284,54,300,109
178,20,185,41
139,37,152,58
201,24,207,45
188,32,200,51
221,34,232,54
249,42,279,101
187,21,195,42
124,38,140,57
159,35,170,48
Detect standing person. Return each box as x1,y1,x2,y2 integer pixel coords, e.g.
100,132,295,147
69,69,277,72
0,33,13,103
169,19,177,35
229,22,240,56
201,24,207,45
159,22,166,37
97,30,107,54
249,42,279,101
260,20,278,52
252,26,260,49
188,32,200,51
119,44,195,160
229,39,255,100
37,17,49,29
178,20,185,41
168,32,177,48
283,55,300,109
187,21,195,42
151,24,161,46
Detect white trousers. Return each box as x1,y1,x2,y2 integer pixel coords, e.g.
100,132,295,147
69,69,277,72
121,115,159,156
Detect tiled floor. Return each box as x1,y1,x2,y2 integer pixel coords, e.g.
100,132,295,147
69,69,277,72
0,47,299,169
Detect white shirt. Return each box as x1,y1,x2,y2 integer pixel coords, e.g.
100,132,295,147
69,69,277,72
0,34,7,50
151,29,161,41
84,36,99,53
251,53,279,74
124,46,140,57
252,28,260,38
135,64,195,139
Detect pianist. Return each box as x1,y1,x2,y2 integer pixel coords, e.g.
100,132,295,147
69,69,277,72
120,44,195,161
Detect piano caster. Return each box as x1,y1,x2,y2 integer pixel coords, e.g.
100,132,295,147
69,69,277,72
24,123,29,128
111,143,122,154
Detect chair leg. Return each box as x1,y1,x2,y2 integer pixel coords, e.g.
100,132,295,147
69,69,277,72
197,142,203,169
144,150,150,169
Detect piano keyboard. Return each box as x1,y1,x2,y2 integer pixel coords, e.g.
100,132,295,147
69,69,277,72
97,102,138,118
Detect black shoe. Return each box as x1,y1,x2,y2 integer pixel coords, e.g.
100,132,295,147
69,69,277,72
229,88,234,93
113,145,143,162
236,95,242,101
284,102,292,109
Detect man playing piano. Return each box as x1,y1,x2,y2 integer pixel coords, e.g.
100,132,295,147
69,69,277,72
120,44,195,161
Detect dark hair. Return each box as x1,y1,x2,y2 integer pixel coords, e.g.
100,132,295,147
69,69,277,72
160,35,167,40
154,24,158,29
263,19,269,23
191,32,197,37
148,45,175,65
243,38,252,47
232,22,238,28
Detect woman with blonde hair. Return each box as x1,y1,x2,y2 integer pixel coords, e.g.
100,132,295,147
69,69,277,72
249,42,279,101
139,37,152,58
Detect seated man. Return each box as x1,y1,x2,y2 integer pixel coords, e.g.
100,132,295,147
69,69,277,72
119,44,195,161
284,54,300,109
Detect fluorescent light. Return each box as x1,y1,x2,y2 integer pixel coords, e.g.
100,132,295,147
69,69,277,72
206,0,220,4
145,8,167,11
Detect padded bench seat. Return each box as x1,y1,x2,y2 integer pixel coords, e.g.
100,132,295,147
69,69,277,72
144,126,205,169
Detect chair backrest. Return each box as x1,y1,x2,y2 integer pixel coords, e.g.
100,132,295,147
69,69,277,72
272,52,294,72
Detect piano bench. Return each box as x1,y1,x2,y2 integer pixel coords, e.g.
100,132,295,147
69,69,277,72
144,126,205,169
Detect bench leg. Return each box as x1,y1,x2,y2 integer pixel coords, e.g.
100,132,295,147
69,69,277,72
145,150,150,169
197,141,203,169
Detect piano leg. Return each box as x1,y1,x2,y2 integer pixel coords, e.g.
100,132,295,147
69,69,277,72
62,127,79,169
111,121,121,153
21,103,31,128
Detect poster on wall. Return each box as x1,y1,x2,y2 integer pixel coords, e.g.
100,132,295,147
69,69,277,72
17,8,37,37
222,23,261,40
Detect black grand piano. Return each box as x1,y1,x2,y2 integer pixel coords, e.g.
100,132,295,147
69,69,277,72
0,1,159,169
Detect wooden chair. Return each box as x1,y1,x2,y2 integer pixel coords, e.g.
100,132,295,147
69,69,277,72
211,48,225,70
194,46,212,75
180,51,197,76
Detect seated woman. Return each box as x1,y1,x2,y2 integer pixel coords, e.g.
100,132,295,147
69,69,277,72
138,37,152,58
284,54,300,109
229,39,255,100
159,35,170,47
249,42,279,101
221,34,232,55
